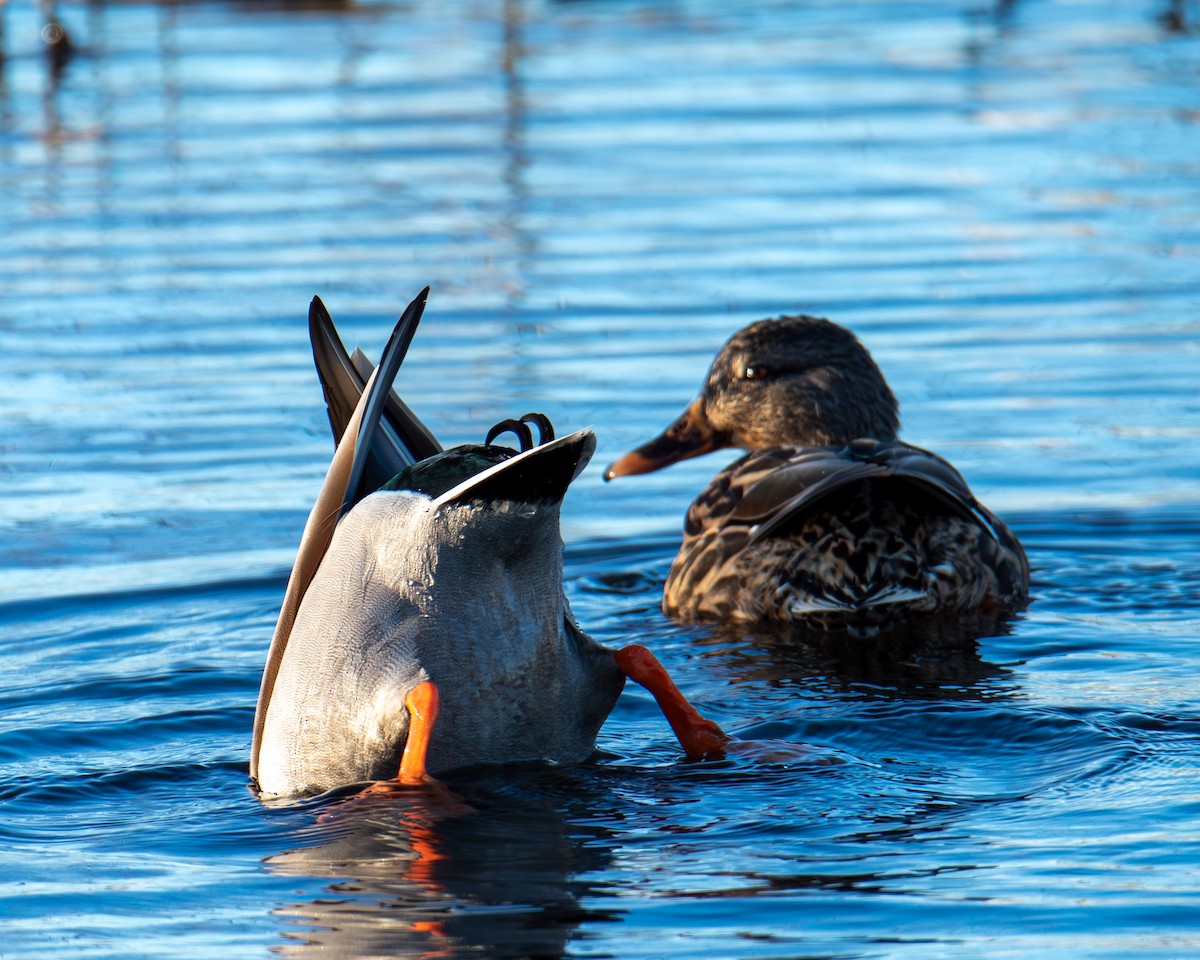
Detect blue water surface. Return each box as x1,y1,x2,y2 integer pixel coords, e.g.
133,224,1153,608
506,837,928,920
1,0,1198,957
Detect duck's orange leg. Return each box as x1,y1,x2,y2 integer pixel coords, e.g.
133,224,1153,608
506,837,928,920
615,645,730,760
357,680,473,811
615,645,816,764
397,680,440,785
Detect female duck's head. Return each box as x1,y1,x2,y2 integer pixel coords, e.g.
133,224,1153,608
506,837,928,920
606,316,900,479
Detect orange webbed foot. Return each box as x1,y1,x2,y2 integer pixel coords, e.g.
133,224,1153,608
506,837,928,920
615,644,731,760
360,681,471,812
615,645,819,766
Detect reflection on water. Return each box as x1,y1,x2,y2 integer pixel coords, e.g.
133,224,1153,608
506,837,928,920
693,612,1018,701
267,775,618,959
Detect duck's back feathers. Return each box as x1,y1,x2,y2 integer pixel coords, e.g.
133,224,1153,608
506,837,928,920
666,439,1028,624
735,440,1005,544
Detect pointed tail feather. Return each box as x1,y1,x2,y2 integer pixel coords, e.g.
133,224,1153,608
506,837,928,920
308,290,443,504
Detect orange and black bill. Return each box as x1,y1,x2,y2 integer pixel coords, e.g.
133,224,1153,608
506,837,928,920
604,398,728,480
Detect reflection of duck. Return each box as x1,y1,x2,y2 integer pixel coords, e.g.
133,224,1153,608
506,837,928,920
606,316,1029,626
696,612,1017,703
251,289,730,800
266,774,618,959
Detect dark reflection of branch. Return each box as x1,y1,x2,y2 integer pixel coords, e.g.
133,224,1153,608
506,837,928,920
231,0,354,12
34,0,77,167
692,610,1020,702
991,0,1021,28
0,24,9,149
40,0,74,81
501,0,533,312
1160,0,1196,34
962,0,1021,68
157,1,182,169
265,772,621,960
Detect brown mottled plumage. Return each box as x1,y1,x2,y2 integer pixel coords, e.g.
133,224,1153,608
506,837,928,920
605,316,1029,625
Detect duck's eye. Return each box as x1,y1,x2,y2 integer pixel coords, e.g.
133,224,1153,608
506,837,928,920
742,364,772,381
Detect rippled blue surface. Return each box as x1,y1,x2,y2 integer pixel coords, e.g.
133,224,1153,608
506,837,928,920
2,0,1198,957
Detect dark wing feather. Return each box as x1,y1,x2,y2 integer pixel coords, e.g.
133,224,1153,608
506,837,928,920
339,289,428,515
734,456,888,528
743,440,1002,547
308,292,442,505
878,442,1011,546
307,296,366,446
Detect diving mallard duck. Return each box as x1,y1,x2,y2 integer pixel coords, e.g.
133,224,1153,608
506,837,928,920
250,289,728,800
605,315,1029,625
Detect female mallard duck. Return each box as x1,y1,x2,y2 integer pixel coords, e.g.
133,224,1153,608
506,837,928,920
605,315,1029,625
250,289,728,800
